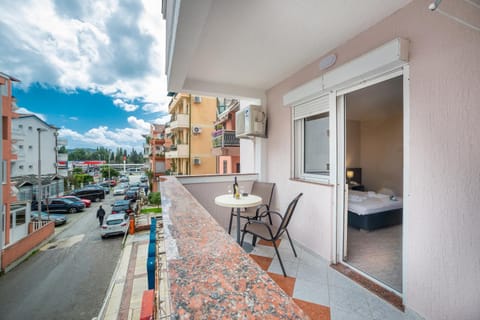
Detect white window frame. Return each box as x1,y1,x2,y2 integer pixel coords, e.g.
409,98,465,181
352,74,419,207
292,93,336,184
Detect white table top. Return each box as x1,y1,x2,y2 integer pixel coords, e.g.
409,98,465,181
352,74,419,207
214,194,262,208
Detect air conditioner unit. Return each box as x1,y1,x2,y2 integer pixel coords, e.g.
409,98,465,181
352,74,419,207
192,126,202,135
235,105,267,138
193,157,201,165
193,96,202,104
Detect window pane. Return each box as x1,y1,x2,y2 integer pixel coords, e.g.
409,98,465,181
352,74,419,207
304,113,329,175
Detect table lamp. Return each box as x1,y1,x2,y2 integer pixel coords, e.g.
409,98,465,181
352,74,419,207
346,170,354,184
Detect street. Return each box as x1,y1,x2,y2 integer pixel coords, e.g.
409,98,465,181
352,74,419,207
0,191,123,320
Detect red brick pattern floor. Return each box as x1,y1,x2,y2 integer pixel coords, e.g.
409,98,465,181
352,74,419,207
250,239,331,320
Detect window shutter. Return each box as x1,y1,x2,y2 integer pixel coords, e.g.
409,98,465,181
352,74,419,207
293,94,329,120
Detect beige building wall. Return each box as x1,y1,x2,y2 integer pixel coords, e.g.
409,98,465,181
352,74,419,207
168,93,217,175
190,96,217,175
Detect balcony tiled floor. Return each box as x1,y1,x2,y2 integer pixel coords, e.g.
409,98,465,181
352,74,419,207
241,235,412,320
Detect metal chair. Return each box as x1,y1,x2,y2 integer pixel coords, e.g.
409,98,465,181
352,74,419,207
241,193,303,277
227,181,275,234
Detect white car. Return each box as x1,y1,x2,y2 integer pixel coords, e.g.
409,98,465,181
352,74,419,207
100,214,130,239
113,185,128,196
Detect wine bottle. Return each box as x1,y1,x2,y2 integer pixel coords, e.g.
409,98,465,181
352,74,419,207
234,176,240,199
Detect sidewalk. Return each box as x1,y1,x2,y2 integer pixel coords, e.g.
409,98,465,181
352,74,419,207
97,230,150,320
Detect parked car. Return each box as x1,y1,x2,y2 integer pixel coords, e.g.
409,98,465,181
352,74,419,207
101,214,130,239
93,183,110,195
70,187,105,202
124,189,138,201
37,198,85,214
111,199,134,215
113,185,128,196
140,175,148,183
61,195,91,208
31,211,67,226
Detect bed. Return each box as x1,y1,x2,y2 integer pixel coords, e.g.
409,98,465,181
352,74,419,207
348,190,403,231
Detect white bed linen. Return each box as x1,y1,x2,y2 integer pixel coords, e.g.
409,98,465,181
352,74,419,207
348,190,403,215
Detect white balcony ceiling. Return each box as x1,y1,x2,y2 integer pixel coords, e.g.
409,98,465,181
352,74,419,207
166,0,412,99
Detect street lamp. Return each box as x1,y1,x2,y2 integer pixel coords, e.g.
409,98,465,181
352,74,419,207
37,128,47,217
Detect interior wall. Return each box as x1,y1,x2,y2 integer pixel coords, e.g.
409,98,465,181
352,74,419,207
346,120,361,168
360,113,403,195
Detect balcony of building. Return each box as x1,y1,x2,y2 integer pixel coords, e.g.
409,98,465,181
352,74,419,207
165,144,189,159
146,174,406,319
211,129,240,156
169,113,189,131
165,126,171,137
153,152,166,160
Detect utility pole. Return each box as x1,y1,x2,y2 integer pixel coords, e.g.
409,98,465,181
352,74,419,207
37,128,47,219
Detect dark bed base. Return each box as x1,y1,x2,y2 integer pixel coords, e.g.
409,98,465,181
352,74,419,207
348,209,402,231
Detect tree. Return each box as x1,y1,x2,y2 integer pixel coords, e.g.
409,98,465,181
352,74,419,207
100,166,120,179
148,192,161,207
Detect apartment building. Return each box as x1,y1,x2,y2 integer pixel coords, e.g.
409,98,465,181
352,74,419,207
12,114,67,177
0,73,54,272
165,93,217,175
145,123,169,192
212,98,240,174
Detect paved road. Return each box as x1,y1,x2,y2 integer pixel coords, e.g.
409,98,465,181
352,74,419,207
0,192,124,320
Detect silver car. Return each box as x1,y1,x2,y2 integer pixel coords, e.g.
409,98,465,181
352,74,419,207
100,214,129,238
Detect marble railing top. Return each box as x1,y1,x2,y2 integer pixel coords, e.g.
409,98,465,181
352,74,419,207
159,176,307,319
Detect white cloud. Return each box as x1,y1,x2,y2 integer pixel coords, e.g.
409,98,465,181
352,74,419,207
113,98,139,112
59,121,149,151
0,0,169,148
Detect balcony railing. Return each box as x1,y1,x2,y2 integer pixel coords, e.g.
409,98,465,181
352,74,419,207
165,144,188,159
212,130,240,148
170,114,189,130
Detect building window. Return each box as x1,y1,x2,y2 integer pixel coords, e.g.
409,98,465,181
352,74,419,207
0,83,7,96
19,145,24,149
18,124,23,129
223,160,228,174
2,117,7,140
293,94,331,183
28,126,32,130
2,160,6,184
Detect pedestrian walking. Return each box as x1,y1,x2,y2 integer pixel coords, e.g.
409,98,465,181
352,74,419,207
97,205,106,226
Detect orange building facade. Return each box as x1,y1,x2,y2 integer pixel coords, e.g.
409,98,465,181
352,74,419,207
212,99,240,174
1,72,20,250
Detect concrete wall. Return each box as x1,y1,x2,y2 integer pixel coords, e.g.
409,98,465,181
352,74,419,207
265,1,480,319
1,222,54,271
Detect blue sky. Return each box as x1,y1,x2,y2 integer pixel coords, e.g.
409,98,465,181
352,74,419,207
0,0,171,151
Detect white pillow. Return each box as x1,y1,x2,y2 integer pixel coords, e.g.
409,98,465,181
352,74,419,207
377,187,395,196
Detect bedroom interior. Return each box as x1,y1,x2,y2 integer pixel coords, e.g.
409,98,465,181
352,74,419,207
343,75,404,293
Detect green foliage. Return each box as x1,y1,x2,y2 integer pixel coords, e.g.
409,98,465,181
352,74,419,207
73,167,83,174
148,192,161,207
100,165,120,179
57,145,68,154
140,207,162,214
67,147,144,164
73,174,93,188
